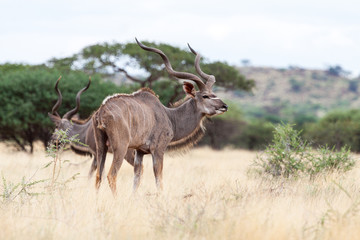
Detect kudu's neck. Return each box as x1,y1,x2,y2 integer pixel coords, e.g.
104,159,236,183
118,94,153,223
69,119,92,143
166,98,204,142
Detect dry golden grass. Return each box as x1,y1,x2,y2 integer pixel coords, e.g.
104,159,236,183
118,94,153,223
1,142,360,239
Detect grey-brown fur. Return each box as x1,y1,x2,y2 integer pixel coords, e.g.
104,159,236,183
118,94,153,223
92,39,228,194
48,77,135,178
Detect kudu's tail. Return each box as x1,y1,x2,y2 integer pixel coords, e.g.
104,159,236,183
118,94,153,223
94,107,107,130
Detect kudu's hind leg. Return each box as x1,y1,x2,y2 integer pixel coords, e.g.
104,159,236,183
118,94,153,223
88,157,97,179
107,145,128,195
106,129,129,195
133,150,144,192
90,149,134,179
94,129,108,190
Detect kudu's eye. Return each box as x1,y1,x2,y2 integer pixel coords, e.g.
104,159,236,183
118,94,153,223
202,95,210,99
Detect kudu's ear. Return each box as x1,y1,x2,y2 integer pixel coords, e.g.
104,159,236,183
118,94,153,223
48,112,61,126
183,82,196,98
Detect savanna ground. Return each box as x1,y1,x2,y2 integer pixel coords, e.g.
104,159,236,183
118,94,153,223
1,142,360,240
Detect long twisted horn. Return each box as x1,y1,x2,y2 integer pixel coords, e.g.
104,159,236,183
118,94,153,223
135,38,206,91
51,76,62,117
187,44,216,89
63,77,91,120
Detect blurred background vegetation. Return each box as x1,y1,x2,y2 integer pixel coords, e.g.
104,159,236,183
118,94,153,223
1,41,360,153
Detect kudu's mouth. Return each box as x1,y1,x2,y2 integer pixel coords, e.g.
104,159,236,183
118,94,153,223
220,104,228,112
215,104,228,115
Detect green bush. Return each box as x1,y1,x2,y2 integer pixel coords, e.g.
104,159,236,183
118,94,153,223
306,145,354,177
253,123,355,178
235,120,274,150
0,65,132,152
303,109,360,152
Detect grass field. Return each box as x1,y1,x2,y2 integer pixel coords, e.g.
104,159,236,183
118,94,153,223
1,142,360,240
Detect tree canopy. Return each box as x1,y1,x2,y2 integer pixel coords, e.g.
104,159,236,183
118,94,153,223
48,41,254,105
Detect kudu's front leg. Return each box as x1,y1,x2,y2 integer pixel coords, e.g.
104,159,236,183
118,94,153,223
152,151,165,191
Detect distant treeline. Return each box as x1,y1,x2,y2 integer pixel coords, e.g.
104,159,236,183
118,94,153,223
201,106,360,152
1,41,360,153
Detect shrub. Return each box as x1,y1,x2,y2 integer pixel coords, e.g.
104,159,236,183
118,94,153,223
253,123,355,178
0,174,46,204
306,145,354,177
46,127,84,189
0,127,83,203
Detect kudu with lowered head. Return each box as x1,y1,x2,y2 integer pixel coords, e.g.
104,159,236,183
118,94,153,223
48,77,134,177
92,38,228,194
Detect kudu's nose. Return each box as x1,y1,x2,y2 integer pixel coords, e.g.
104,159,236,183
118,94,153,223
223,104,228,111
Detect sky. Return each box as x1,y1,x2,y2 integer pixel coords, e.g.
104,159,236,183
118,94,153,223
1,0,360,76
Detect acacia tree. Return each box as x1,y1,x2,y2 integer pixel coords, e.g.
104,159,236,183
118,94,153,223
48,41,254,105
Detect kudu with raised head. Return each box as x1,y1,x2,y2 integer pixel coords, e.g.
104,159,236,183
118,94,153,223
48,77,134,177
93,39,228,194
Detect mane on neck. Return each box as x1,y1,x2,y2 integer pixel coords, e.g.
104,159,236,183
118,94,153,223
167,117,207,153
71,115,92,124
102,87,159,105
169,95,192,108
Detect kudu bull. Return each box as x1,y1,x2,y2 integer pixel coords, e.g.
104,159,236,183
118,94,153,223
48,77,135,177
93,39,228,194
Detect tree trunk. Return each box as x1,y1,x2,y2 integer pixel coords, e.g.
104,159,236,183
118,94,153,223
11,135,27,152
